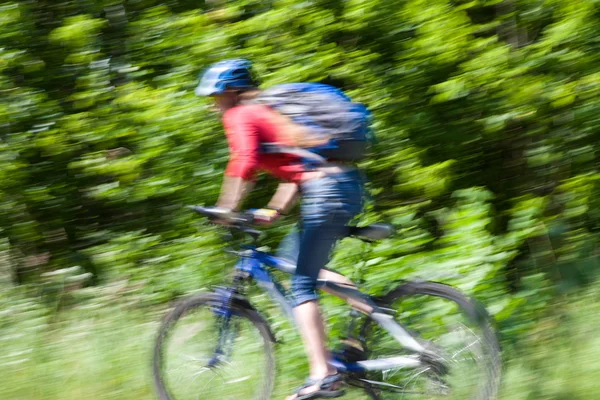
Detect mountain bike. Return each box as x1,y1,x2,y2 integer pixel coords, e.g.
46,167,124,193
153,206,501,400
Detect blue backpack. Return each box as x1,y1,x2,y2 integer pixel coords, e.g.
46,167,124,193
253,83,373,163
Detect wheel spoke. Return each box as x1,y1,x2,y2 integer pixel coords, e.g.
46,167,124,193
451,337,482,360
359,283,501,399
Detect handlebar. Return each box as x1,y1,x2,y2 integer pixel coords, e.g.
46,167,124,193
189,205,262,239
189,206,254,224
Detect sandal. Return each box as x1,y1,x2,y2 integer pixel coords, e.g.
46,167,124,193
291,373,345,400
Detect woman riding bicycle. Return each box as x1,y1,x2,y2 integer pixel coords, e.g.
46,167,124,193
195,59,366,400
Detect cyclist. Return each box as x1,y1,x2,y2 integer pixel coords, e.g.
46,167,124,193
195,59,364,400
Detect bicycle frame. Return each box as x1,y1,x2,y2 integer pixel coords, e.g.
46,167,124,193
213,244,431,374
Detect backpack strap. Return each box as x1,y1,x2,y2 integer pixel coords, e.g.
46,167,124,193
261,142,328,165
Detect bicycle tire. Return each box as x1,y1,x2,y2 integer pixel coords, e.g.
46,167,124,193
153,292,276,400
361,281,502,400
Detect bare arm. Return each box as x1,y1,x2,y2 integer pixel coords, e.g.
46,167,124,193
216,176,255,211
267,182,299,214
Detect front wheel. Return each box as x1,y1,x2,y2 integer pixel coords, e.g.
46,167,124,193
361,281,502,400
153,292,276,400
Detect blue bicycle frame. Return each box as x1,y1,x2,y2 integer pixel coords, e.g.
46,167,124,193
211,243,431,374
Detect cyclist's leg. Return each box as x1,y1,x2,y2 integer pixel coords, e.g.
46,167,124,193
277,223,301,265
278,226,371,314
287,171,362,399
277,224,355,284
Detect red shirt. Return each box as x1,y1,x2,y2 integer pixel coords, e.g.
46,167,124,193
223,104,308,183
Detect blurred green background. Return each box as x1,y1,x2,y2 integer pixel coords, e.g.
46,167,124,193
2,0,600,398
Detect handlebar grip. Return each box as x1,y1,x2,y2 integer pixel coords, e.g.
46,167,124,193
189,205,263,240
189,205,231,219
189,205,254,225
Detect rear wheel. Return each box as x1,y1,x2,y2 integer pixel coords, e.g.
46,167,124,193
153,292,276,400
361,282,501,400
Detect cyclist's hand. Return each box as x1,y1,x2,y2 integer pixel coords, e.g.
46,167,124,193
250,208,280,225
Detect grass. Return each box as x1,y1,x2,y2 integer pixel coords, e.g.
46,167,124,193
499,287,600,400
1,283,600,400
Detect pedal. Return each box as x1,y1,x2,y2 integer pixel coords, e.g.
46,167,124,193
335,339,367,363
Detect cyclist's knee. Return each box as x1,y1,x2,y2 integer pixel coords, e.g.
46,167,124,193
291,275,318,307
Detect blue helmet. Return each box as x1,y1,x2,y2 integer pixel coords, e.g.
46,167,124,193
195,59,257,96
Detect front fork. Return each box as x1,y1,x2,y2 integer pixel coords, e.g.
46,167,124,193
207,273,248,367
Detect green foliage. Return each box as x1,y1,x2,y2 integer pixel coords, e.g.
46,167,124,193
2,0,600,365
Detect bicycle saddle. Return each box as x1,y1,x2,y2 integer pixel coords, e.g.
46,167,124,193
348,223,394,241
